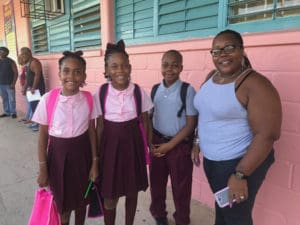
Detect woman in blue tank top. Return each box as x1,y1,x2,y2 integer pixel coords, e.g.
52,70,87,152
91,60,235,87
193,29,282,225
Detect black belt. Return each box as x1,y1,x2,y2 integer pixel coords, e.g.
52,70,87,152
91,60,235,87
153,129,173,142
153,129,192,145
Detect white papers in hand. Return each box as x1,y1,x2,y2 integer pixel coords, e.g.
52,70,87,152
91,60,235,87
26,90,41,102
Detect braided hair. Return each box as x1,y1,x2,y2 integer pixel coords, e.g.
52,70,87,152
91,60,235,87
104,40,129,79
59,51,86,72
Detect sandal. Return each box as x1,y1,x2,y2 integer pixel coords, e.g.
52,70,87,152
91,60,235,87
18,118,27,122
24,120,33,124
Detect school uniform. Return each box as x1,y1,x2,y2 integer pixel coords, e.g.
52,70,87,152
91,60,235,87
32,90,97,213
150,79,198,225
93,82,153,198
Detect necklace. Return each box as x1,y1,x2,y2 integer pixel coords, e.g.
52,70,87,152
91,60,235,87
217,69,242,83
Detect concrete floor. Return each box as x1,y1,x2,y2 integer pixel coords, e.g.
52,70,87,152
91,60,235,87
0,114,214,225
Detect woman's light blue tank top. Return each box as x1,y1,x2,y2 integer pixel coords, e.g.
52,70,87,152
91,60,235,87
193,74,253,161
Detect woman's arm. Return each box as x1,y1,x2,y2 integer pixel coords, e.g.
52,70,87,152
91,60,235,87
228,72,282,203
236,73,282,176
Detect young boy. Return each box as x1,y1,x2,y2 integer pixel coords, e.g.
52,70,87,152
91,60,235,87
149,50,198,225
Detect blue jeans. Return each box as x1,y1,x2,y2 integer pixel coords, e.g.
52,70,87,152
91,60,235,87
28,86,45,114
203,150,275,225
24,95,32,119
0,84,16,115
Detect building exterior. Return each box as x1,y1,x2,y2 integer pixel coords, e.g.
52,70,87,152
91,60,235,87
0,1,299,225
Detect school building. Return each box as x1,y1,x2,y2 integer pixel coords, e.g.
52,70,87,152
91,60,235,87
0,0,299,224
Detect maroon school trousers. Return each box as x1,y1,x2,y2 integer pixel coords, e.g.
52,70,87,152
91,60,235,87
150,133,193,225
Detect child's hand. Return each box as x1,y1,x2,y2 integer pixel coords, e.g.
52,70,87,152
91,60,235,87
89,163,99,182
37,169,49,187
149,144,159,155
152,143,172,157
191,145,201,167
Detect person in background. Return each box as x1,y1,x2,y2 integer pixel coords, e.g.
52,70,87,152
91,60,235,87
93,39,153,225
17,54,32,123
149,50,198,225
32,51,98,225
193,29,282,225
20,47,45,131
0,47,18,118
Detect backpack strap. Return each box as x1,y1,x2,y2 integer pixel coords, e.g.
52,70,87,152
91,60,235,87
151,82,189,118
150,83,160,101
81,90,93,117
99,83,109,115
46,88,61,126
47,88,93,128
200,69,218,89
133,83,142,117
235,68,253,92
133,83,150,165
177,82,189,117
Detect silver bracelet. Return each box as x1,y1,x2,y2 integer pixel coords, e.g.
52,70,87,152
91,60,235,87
193,138,199,145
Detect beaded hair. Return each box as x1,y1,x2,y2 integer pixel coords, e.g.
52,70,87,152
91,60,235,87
214,29,252,68
58,50,86,72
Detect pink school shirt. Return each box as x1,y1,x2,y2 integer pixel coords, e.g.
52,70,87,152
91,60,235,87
32,90,97,138
93,82,153,122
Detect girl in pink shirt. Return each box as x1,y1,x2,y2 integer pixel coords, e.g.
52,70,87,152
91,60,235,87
32,51,98,225
93,40,153,225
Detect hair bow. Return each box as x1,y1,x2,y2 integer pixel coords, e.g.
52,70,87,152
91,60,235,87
106,39,125,51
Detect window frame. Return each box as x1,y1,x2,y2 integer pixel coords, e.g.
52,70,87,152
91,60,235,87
114,0,300,45
30,0,101,54
227,0,300,33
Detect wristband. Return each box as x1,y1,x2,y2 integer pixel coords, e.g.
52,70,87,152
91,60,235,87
193,138,199,145
234,171,248,179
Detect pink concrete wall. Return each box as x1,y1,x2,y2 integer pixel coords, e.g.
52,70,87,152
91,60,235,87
4,1,300,224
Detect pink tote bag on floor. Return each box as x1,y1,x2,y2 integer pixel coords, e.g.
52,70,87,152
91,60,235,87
28,188,60,225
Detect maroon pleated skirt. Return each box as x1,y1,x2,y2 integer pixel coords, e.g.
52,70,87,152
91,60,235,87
47,131,92,213
99,118,148,199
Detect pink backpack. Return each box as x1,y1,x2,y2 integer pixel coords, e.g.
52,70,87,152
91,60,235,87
46,88,93,127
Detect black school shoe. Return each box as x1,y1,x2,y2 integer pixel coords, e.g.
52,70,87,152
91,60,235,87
0,113,8,118
11,114,17,118
155,217,169,225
